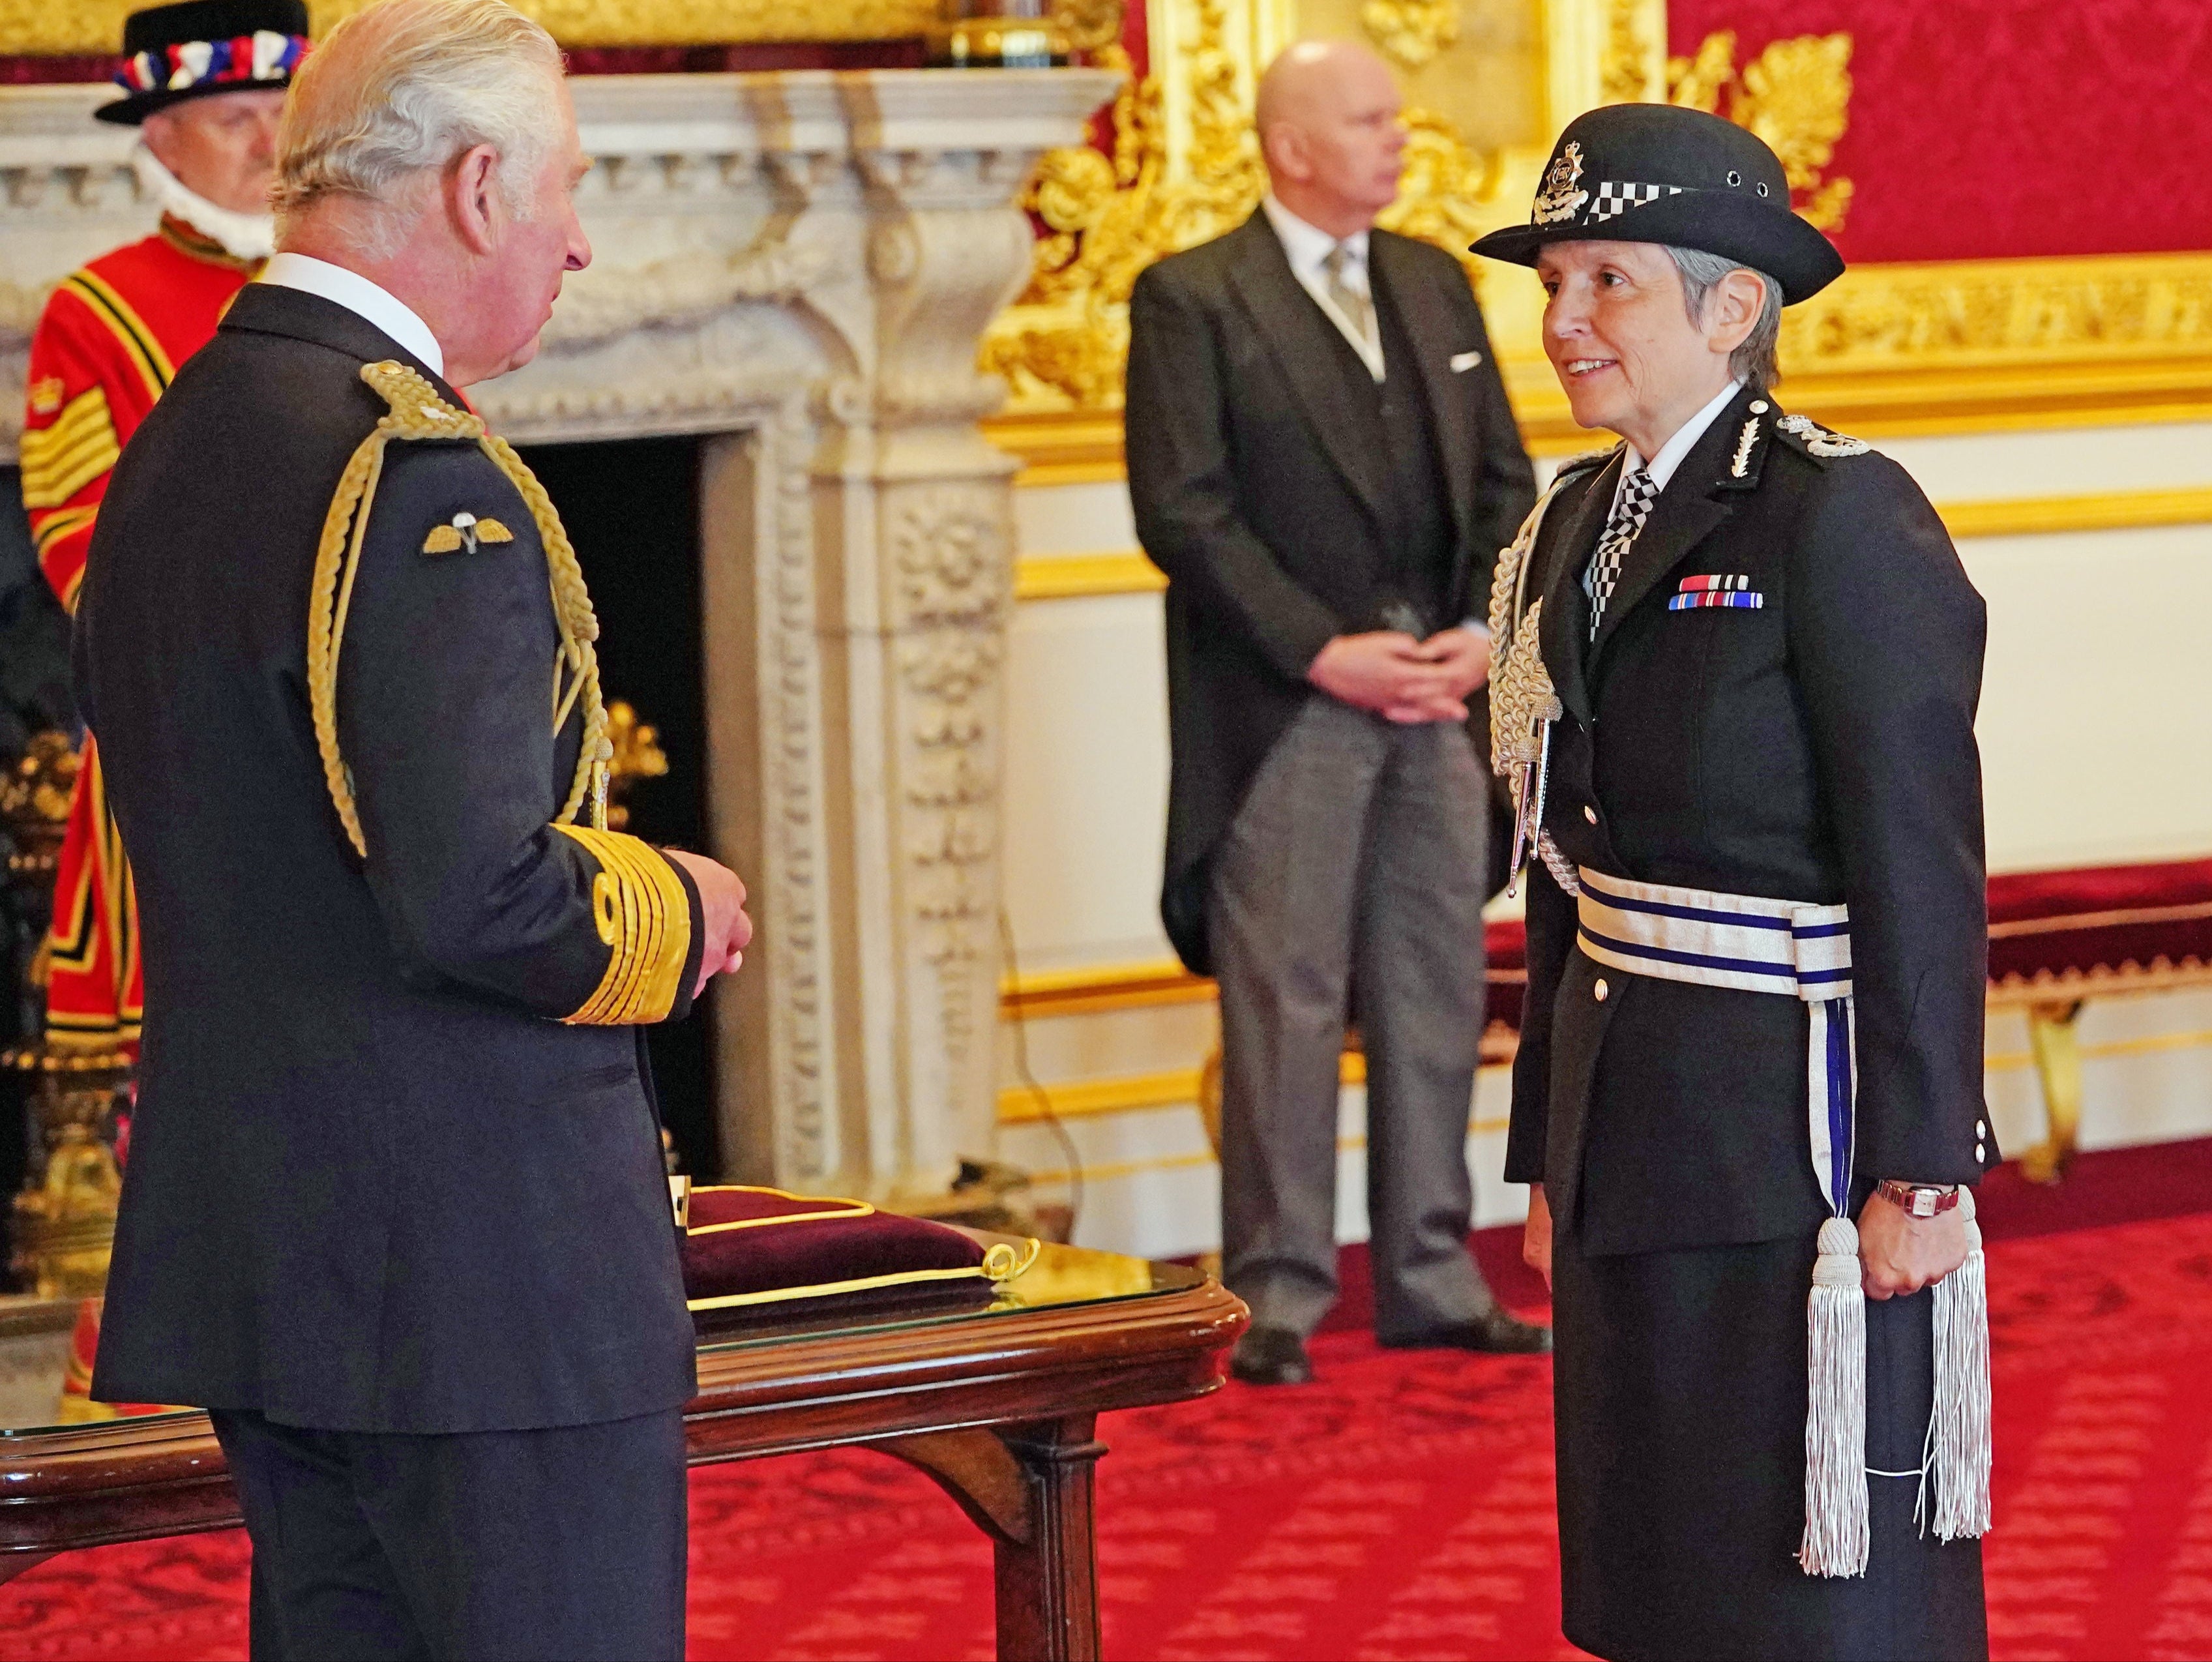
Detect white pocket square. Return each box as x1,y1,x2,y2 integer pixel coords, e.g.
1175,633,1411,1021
1449,349,1483,372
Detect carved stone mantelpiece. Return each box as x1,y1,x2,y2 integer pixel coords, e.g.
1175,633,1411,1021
0,68,1116,1203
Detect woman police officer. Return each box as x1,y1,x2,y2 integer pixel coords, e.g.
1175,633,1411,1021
1472,102,1991,1660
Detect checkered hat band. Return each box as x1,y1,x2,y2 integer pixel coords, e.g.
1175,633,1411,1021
1588,181,1685,223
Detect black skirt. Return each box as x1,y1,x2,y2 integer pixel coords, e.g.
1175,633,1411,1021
1552,1230,1988,1662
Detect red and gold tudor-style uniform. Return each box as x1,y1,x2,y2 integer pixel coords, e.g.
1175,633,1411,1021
20,215,259,1054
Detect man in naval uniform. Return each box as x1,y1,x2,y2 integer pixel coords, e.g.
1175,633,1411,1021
1471,104,1992,1659
74,1,750,1655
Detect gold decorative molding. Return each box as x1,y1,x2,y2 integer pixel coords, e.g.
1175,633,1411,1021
1014,550,1166,601
1001,957,1212,1016
1361,0,1460,71
1666,28,1852,231
3,0,941,53
1937,487,2212,543
999,492,2212,600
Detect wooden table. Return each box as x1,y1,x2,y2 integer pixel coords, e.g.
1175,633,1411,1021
0,1241,1246,1661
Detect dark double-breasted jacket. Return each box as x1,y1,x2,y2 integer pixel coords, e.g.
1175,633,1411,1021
76,284,704,1432
1502,383,1993,1255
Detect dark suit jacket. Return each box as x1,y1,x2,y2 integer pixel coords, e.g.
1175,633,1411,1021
1503,386,1991,1256
77,284,703,1432
1126,212,1537,973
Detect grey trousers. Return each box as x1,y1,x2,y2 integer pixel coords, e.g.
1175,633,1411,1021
1209,694,1497,1341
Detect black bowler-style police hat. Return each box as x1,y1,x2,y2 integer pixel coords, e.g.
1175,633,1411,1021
1471,103,1845,304
99,0,312,125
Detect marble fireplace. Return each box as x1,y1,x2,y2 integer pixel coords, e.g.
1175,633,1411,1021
0,67,1115,1207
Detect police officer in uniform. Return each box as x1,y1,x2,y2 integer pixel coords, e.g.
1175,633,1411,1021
1471,104,1992,1659
74,2,750,1655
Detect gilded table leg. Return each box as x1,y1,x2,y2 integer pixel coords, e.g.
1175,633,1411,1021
878,1417,1106,1662
2020,998,2086,1185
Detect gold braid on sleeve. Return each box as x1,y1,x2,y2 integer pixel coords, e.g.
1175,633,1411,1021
306,360,612,861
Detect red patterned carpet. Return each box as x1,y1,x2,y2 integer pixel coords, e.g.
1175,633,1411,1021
7,1160,2212,1662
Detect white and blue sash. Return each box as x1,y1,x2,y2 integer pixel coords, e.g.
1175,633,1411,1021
1574,867,1855,1214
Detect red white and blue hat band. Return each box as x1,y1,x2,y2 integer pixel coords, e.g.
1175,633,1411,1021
115,29,306,96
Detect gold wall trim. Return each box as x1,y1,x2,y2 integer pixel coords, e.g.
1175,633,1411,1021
999,1050,1372,1125
1014,551,1168,601
1005,488,2212,601
1000,957,1212,1015
7,0,939,53
1936,488,2212,542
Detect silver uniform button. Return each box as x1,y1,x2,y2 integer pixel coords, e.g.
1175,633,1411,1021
1975,1144,1986,1163
1584,805,1599,824
1593,979,1610,1002
1976,1119,1988,1138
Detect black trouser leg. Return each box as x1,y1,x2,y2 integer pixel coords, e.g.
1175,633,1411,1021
213,1410,427,1662
214,1406,688,1662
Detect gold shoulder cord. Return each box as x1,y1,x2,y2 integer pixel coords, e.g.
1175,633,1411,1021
307,361,613,859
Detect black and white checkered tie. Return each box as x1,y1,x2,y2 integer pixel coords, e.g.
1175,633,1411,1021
1584,465,1657,639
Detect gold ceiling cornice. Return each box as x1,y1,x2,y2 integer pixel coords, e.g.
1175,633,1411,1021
0,0,942,55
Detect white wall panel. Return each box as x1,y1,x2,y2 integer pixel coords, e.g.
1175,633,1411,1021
1001,589,1175,968
1965,522,2212,870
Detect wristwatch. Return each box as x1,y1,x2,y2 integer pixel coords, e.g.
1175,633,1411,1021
1876,1179,1960,1219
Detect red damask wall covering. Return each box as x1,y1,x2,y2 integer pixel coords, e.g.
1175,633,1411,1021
1667,0,2212,263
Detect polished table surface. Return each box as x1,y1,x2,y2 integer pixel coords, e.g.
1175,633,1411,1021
0,1238,1248,1661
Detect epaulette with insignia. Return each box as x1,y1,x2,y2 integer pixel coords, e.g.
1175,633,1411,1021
1773,412,1870,458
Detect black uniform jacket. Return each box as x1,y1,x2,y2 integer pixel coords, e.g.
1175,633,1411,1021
1504,385,1992,1257
76,284,705,1432
1127,213,1537,973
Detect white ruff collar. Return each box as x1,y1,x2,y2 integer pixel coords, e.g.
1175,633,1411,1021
133,145,275,263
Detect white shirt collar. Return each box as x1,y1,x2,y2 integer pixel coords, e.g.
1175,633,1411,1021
1261,194,1370,290
258,252,445,379
1623,379,1745,493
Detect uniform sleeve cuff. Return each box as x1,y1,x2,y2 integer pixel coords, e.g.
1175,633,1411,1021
550,824,695,1024
661,851,707,1022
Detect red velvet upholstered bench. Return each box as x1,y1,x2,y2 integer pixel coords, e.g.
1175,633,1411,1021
1985,857,2212,1181
1472,859,2212,1183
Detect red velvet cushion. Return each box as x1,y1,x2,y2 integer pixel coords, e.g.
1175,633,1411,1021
1986,857,2212,990
680,1187,997,1314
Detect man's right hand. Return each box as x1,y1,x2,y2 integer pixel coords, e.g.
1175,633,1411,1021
1306,631,1468,721
661,848,753,998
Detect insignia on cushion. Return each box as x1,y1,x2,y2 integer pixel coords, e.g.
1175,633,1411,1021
421,511,515,555
1775,413,1870,458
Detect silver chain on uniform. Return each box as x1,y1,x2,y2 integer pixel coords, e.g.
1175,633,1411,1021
1584,466,1658,639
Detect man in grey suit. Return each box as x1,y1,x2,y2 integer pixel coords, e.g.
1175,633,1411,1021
1127,40,1547,1384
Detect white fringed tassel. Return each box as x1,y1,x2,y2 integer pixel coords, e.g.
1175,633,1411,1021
1932,1188,1992,1540
1799,1213,1870,1577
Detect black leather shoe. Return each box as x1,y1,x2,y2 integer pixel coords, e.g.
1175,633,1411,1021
1230,1326,1315,1386
1379,1309,1553,1355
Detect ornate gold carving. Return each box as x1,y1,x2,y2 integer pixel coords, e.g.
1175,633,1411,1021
1599,0,1653,104
1361,0,1460,72
1668,29,1855,233
1780,252,2212,371
601,699,668,833
982,0,1507,413
0,0,941,54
